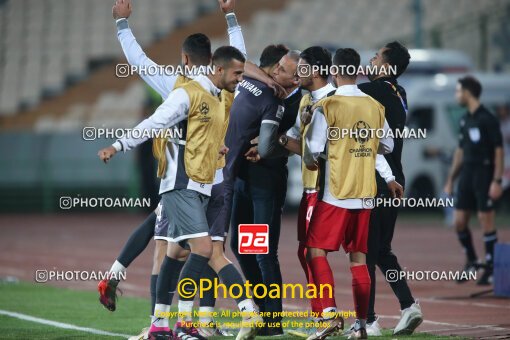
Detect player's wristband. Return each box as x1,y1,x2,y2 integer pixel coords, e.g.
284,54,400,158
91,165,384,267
225,13,238,29
116,18,129,31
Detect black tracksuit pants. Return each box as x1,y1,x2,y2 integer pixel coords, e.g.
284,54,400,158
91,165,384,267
366,204,415,322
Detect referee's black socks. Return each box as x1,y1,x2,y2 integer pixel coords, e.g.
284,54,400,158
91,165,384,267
457,228,477,263
483,231,498,269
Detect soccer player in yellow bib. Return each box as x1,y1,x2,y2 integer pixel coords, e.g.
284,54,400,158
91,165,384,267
280,46,335,338
303,48,394,340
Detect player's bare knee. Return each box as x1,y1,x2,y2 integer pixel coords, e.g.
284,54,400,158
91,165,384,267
167,242,187,259
349,252,366,266
209,244,230,271
212,241,226,258
309,247,326,258
188,237,213,258
177,247,190,261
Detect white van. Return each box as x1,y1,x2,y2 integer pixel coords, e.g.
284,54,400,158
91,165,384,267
403,73,510,198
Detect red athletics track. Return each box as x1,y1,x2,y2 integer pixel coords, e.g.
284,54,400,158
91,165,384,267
1,213,509,338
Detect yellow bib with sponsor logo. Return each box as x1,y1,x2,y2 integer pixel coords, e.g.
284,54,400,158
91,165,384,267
299,94,319,190
318,95,385,199
153,75,232,177
180,80,226,183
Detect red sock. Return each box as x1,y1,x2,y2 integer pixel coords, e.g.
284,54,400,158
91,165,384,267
299,246,322,313
351,265,371,320
310,256,336,309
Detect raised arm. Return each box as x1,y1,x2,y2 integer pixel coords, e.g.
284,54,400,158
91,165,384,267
218,0,286,99
113,0,177,98
218,0,247,58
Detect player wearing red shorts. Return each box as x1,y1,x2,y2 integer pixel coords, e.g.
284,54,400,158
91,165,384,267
277,47,335,337
303,48,394,340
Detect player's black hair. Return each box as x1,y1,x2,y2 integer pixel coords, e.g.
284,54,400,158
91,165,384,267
333,48,360,78
300,46,332,79
458,75,482,99
212,46,246,67
259,44,289,68
381,41,410,78
182,33,212,66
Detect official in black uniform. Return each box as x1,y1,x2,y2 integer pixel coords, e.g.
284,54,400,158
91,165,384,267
444,76,504,285
358,41,423,336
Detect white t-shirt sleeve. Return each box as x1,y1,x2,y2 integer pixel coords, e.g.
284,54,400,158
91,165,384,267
375,154,395,183
117,22,177,98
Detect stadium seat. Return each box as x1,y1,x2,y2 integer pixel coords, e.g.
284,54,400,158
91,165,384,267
0,0,213,117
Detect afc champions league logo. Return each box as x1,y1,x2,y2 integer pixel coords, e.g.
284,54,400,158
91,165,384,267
199,101,210,115
352,120,371,145
198,101,211,123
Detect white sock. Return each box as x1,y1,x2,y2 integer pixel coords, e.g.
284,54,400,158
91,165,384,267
153,304,170,328
178,300,194,322
322,307,337,320
199,306,214,325
109,260,126,280
238,299,256,319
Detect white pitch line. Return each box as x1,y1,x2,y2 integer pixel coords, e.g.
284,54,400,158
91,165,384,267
0,310,132,338
378,314,509,332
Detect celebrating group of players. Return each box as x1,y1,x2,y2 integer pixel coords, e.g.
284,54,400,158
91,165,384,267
96,0,425,339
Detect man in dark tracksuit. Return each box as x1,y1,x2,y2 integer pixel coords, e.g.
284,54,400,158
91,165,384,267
358,41,423,336
220,75,286,334
222,49,301,336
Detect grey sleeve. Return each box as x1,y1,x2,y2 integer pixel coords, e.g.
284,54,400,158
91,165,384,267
258,123,290,159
